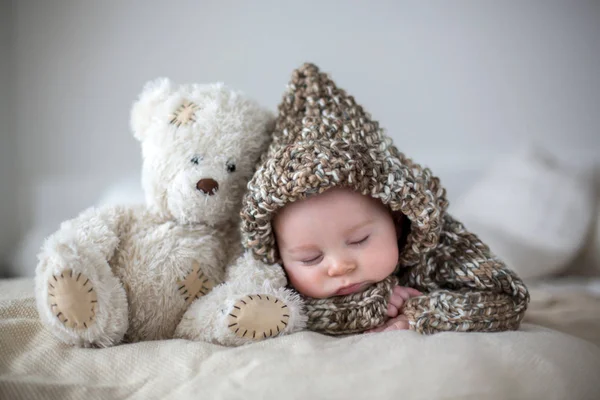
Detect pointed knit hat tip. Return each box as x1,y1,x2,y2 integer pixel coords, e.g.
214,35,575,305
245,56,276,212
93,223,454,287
273,62,380,147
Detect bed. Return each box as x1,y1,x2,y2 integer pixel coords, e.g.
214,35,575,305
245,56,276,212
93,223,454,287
3,145,599,399
1,276,599,400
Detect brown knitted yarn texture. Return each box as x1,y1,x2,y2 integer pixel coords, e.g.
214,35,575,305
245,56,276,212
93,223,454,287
303,276,398,335
401,215,530,333
240,63,529,335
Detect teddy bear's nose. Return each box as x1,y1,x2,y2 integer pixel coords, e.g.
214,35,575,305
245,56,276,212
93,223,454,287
196,178,219,195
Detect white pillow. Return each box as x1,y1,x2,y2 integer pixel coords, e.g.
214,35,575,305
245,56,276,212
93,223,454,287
567,194,600,276
452,145,596,281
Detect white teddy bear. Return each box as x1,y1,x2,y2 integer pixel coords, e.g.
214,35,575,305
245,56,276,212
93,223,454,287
35,78,305,347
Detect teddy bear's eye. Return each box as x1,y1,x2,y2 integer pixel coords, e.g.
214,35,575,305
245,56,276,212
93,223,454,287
191,155,202,165
226,160,236,173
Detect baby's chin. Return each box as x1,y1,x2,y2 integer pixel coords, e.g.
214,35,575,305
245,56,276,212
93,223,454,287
291,286,331,299
287,283,332,299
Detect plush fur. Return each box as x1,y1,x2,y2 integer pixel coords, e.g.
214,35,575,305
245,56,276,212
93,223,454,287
34,79,305,347
174,251,307,346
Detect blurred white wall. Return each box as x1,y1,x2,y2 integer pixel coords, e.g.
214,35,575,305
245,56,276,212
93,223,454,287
3,0,600,275
0,0,18,277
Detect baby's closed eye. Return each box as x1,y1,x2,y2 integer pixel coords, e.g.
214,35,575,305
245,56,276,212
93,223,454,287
348,234,370,246
300,254,323,265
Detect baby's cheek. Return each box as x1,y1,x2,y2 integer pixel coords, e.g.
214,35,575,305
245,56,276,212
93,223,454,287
285,266,326,298
371,243,399,278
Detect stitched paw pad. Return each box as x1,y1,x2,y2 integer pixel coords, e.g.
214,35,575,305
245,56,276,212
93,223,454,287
47,269,97,329
227,294,290,340
178,261,216,305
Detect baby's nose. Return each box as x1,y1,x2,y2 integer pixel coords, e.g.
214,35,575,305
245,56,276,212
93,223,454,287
328,260,357,277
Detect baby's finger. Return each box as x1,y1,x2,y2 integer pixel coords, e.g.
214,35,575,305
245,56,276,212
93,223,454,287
383,315,410,331
405,287,423,298
389,288,405,308
382,321,409,331
387,303,399,318
396,286,422,301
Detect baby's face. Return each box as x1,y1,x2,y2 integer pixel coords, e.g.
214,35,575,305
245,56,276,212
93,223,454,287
273,188,399,299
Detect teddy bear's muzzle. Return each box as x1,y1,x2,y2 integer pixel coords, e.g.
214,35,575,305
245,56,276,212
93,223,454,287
196,178,219,196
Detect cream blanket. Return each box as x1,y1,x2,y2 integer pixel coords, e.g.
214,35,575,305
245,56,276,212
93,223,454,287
525,280,600,347
1,278,599,400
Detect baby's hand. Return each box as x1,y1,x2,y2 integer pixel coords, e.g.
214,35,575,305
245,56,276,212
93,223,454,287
386,286,422,318
366,315,410,333
364,286,421,334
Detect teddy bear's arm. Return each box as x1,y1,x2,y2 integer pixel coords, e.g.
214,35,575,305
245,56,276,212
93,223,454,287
60,206,132,254
174,250,307,346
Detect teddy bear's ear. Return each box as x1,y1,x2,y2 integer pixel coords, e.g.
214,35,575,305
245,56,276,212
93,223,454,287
130,77,172,141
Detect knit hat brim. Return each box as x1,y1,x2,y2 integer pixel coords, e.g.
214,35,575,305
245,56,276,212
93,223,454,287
242,136,447,267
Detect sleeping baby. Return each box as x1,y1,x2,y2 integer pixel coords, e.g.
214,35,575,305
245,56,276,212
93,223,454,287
273,186,421,333
239,63,530,335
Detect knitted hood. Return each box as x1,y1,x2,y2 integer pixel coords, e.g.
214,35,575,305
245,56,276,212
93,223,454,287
240,63,529,336
241,63,447,268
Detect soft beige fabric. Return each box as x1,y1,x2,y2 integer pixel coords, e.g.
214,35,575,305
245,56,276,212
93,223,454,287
1,278,600,400
524,280,600,347
452,146,596,281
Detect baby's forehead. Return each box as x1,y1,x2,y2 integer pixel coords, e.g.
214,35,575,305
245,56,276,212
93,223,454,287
272,187,389,234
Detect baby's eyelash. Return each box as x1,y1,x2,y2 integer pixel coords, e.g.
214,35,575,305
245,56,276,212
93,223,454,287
350,235,370,245
301,255,323,265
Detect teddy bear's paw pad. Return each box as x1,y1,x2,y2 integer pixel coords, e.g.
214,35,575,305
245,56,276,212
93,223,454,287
178,261,216,305
227,294,290,340
47,269,98,329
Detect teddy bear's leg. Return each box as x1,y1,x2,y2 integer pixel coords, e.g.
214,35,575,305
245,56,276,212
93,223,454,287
174,251,307,346
36,249,129,348
226,293,293,340
47,269,98,330
35,210,129,348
